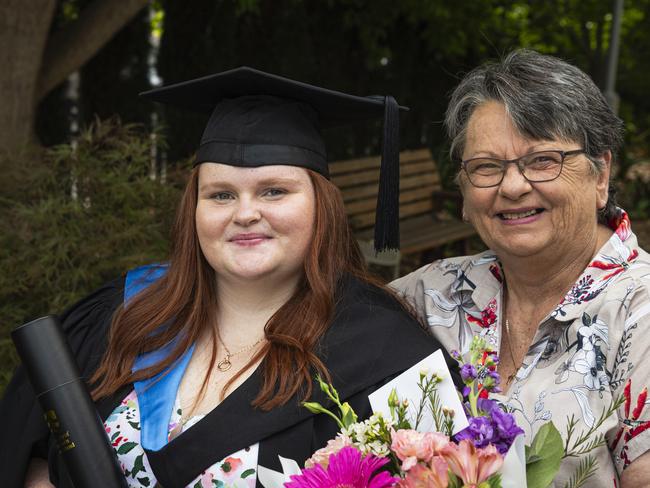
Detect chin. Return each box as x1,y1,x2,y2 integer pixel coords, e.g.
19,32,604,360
227,266,276,281
496,241,553,259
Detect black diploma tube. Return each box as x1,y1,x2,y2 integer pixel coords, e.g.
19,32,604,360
12,315,128,488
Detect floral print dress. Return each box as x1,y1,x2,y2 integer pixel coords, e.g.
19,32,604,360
104,390,258,488
392,210,650,487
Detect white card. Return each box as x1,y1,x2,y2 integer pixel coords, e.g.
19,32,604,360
501,434,528,488
368,349,468,434
257,456,302,488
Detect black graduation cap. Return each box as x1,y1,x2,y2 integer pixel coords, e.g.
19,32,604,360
140,66,406,251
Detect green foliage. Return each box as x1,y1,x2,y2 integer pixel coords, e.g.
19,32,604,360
525,421,564,488
303,375,359,429
0,118,187,395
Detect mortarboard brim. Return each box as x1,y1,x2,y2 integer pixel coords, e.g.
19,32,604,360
140,66,407,127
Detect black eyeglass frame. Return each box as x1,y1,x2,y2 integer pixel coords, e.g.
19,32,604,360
460,149,586,188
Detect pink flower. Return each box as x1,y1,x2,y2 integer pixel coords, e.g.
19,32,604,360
220,456,242,482
441,440,503,487
200,470,214,486
391,429,449,471
305,433,352,468
397,456,449,488
286,446,397,488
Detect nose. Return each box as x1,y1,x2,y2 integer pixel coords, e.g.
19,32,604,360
498,163,532,200
233,196,262,226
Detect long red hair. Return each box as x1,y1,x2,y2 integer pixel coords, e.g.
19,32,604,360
91,167,371,409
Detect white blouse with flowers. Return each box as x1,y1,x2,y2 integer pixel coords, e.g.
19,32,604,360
392,210,650,487
104,390,258,488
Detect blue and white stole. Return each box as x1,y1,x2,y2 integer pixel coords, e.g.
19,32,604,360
124,264,196,452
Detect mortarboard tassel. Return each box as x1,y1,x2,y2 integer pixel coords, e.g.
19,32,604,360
373,95,400,252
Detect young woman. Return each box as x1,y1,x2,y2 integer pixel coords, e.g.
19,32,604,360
2,67,452,488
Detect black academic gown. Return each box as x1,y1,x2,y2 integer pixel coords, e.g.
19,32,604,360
0,275,458,488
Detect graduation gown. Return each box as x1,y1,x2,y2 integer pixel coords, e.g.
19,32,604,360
0,274,458,488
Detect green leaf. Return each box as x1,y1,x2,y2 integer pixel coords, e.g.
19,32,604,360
483,473,502,488
138,476,151,487
131,453,145,476
116,441,138,455
526,422,564,488
240,468,256,478
447,473,463,488
339,402,358,428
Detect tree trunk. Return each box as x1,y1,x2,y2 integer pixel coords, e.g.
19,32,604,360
0,0,56,154
37,0,150,102
0,0,150,155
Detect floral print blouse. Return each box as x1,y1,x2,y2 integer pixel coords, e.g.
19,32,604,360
392,210,650,487
104,390,258,487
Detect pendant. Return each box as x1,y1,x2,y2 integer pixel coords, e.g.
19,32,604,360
217,357,232,372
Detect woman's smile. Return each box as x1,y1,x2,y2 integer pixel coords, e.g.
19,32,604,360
228,233,272,246
495,207,545,225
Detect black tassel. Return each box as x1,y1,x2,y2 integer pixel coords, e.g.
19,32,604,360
373,95,400,252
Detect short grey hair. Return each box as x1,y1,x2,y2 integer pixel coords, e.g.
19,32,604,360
445,49,624,223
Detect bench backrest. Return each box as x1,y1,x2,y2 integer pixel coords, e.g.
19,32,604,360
329,148,441,232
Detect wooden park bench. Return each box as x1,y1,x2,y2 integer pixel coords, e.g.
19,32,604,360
329,148,477,272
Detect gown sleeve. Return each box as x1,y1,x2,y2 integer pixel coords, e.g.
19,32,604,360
0,278,124,488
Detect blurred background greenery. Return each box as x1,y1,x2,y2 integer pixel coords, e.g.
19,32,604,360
2,0,650,393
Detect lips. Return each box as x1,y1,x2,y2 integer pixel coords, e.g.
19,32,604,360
229,233,270,244
497,208,544,220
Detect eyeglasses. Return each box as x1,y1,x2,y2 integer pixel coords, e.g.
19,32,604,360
460,149,586,188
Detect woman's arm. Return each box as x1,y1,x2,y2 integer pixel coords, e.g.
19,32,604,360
24,459,54,488
621,450,650,487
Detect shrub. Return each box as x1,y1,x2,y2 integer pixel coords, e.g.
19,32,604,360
0,118,189,394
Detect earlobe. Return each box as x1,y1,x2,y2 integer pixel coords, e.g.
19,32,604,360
596,151,612,209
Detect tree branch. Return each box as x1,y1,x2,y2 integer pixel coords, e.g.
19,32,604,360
36,0,149,102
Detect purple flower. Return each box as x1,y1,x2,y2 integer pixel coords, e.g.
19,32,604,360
476,398,498,415
491,408,524,454
455,399,524,454
285,446,397,488
454,416,495,449
460,364,477,383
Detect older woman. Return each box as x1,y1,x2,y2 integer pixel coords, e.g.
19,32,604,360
1,68,449,488
392,50,650,486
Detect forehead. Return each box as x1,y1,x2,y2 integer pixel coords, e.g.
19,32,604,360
464,101,577,158
464,102,526,153
198,162,311,184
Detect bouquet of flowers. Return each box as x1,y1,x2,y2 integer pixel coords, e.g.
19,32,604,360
258,336,622,488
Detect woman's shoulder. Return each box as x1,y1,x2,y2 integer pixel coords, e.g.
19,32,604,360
59,276,126,375
319,274,455,396
389,250,499,309
335,274,421,325
330,274,442,356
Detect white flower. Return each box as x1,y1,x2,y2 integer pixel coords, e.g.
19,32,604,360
577,317,608,352
573,350,608,390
